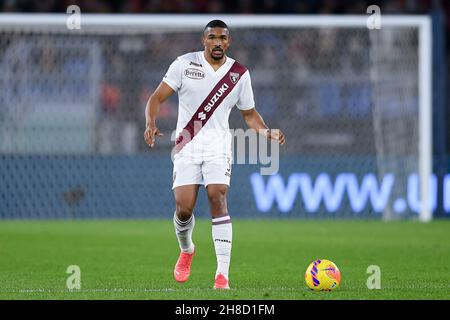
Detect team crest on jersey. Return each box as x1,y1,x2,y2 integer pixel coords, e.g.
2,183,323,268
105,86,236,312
230,72,239,84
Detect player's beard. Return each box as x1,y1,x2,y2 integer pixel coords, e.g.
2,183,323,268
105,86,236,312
211,49,224,60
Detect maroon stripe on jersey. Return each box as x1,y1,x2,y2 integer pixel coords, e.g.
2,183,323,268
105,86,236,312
174,61,247,153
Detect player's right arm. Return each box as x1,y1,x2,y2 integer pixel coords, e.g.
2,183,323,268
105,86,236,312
144,81,175,148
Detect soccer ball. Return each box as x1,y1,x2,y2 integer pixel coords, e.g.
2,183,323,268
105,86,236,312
305,259,341,291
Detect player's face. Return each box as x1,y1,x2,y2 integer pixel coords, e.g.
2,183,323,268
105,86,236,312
202,27,230,61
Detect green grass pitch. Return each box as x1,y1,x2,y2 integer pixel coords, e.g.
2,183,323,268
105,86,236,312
0,219,449,300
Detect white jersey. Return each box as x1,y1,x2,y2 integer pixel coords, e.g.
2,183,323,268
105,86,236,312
163,51,255,159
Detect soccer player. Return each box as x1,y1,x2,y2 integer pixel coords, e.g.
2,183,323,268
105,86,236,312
144,20,285,289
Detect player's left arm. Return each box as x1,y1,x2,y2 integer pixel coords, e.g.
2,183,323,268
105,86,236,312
240,108,285,145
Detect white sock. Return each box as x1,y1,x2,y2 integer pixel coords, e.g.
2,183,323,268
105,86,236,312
173,212,195,253
212,215,232,279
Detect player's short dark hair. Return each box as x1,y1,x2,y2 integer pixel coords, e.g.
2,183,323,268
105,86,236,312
204,20,229,31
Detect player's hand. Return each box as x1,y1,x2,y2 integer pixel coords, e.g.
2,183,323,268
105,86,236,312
266,129,285,146
144,123,163,148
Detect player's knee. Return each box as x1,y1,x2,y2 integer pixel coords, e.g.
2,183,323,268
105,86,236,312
175,204,194,221
207,191,227,212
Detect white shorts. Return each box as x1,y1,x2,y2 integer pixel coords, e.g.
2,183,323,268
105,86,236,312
172,154,232,189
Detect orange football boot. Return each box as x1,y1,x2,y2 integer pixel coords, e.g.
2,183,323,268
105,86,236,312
213,273,230,290
173,250,195,283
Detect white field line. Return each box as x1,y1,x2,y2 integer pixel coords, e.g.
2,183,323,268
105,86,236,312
0,287,299,294
1,284,448,294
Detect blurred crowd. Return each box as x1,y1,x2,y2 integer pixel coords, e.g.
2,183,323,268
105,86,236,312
1,0,448,57
0,0,448,155
0,0,445,15
1,0,449,53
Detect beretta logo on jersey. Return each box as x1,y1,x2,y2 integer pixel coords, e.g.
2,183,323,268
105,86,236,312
230,72,239,84
184,68,205,80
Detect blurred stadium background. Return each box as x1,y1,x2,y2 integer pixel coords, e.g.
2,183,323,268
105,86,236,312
0,0,450,301
0,0,448,221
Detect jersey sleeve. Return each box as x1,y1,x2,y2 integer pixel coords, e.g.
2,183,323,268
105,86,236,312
236,70,255,111
162,58,182,92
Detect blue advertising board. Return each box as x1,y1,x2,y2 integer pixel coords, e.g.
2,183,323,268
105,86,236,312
0,155,448,219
